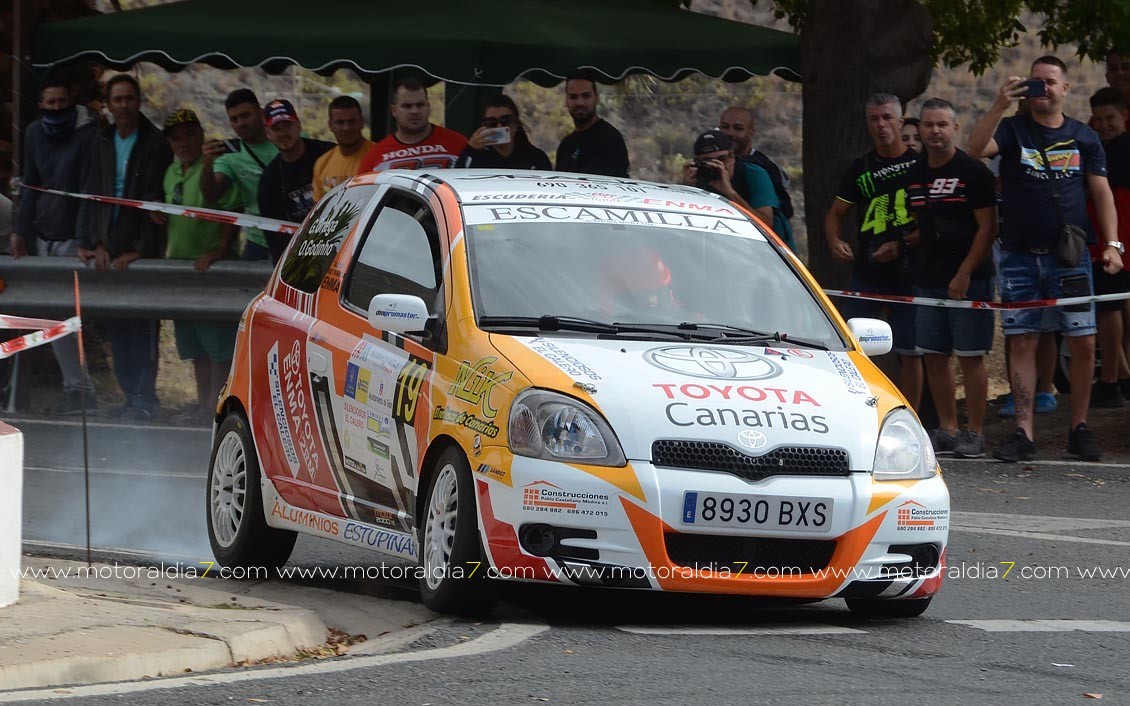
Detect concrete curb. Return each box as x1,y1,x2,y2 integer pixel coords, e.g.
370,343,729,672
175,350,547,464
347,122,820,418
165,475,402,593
0,564,329,692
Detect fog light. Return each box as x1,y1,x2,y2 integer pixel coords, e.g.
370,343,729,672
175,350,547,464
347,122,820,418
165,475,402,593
519,524,557,556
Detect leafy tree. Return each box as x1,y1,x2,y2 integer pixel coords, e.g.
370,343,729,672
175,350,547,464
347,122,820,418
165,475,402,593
674,0,1130,284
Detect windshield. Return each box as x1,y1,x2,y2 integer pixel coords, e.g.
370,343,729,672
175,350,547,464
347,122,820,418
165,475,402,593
463,205,845,349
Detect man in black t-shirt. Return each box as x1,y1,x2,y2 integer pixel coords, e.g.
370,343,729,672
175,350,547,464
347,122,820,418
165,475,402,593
554,71,630,178
907,98,998,459
968,55,1122,462
824,92,923,409
257,99,333,263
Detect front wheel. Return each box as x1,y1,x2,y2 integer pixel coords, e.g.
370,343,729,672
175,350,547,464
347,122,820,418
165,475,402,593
846,596,932,619
206,410,297,573
418,447,495,615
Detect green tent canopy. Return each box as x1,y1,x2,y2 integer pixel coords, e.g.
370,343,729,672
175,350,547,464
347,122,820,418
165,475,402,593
32,0,800,86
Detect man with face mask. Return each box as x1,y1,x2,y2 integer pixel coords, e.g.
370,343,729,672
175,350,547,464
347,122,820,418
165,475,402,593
10,76,100,414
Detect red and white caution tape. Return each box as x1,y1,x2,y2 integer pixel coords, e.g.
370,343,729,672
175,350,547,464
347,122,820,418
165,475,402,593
21,184,302,235
0,315,82,360
824,289,1130,310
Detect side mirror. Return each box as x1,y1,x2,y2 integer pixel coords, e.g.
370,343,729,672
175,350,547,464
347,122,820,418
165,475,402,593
367,293,430,336
847,318,893,357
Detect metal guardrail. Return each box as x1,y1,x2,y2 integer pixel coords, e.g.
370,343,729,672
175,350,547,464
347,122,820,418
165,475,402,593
0,257,274,322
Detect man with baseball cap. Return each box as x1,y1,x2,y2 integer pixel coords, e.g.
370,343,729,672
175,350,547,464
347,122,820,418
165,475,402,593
257,98,332,263
681,128,793,248
161,108,242,423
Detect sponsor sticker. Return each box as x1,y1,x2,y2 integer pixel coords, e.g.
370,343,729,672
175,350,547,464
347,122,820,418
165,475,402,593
433,405,501,439
267,342,300,477
524,337,603,382
521,481,610,517
827,352,869,396
448,356,513,419
895,500,950,532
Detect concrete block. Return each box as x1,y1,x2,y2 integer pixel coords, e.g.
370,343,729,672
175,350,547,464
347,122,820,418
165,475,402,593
0,422,24,608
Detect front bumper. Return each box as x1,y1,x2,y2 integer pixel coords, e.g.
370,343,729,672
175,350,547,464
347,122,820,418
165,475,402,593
473,450,950,599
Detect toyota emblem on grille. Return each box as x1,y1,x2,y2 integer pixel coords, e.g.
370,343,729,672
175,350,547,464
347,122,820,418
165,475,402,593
736,429,768,450
644,345,782,380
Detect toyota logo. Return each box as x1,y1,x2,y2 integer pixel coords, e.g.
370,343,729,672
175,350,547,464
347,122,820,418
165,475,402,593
737,429,767,450
644,346,781,380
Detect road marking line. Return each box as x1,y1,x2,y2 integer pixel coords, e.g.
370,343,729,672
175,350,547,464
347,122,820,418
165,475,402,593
948,620,1130,632
942,458,1130,470
21,540,204,562
616,625,867,636
0,417,211,433
0,622,548,702
24,465,201,479
953,512,1130,532
950,526,1130,547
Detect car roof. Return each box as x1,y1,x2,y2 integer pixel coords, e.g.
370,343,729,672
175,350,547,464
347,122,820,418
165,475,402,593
385,169,746,216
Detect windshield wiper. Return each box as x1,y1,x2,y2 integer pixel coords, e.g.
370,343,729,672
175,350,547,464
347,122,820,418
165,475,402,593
478,315,692,339
678,322,829,350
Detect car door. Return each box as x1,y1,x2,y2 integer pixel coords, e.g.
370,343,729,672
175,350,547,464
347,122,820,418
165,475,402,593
309,186,447,532
247,184,380,520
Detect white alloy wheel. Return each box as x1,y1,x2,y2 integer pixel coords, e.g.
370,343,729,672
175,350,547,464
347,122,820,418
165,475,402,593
210,430,247,548
423,462,459,591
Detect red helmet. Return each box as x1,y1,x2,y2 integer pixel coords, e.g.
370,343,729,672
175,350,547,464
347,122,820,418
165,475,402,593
602,244,676,311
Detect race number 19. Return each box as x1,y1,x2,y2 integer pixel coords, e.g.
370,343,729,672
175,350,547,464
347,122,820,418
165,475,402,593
394,358,430,425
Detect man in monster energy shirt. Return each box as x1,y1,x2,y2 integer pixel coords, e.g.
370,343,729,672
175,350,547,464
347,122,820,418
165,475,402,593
825,93,923,409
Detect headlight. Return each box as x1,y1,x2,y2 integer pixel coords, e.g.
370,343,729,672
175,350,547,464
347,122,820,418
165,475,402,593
508,389,626,467
873,407,937,481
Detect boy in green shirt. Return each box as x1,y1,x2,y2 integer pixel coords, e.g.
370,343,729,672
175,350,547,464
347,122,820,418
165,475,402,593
161,109,241,423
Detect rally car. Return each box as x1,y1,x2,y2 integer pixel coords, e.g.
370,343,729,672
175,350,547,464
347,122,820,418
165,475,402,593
206,169,949,618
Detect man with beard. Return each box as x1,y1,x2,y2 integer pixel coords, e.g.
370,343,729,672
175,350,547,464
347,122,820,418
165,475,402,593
10,76,99,414
201,89,277,261
358,78,467,172
555,71,630,178
968,56,1121,462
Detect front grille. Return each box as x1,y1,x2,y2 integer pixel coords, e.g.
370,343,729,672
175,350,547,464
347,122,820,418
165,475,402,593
665,533,836,573
652,440,850,482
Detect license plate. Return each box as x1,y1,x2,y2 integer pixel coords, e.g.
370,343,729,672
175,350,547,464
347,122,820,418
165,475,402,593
681,491,832,531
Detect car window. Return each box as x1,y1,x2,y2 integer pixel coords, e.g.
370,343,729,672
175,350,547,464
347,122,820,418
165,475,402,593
345,191,441,315
279,185,377,294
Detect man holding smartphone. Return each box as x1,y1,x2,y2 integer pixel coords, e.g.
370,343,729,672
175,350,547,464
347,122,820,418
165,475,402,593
968,55,1123,462
456,94,551,170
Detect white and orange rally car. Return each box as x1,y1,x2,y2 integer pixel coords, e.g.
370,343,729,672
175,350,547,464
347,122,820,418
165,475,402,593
206,170,949,617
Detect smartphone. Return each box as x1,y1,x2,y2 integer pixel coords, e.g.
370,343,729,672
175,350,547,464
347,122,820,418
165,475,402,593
1020,78,1047,98
1060,273,1091,312
480,126,511,146
220,138,240,153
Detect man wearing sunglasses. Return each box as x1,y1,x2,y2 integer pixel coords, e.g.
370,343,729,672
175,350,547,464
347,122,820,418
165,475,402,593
456,94,551,170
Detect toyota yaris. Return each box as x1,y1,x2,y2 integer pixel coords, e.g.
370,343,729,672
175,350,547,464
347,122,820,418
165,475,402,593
206,169,949,618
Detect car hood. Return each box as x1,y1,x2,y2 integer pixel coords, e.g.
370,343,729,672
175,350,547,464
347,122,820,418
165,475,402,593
492,335,885,470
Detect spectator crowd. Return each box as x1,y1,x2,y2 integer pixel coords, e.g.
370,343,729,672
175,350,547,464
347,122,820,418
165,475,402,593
6,55,1130,464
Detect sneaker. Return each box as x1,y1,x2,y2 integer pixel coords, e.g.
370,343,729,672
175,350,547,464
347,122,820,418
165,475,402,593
105,402,132,419
1119,378,1130,401
992,427,1037,463
1067,423,1102,461
929,428,958,455
51,390,98,416
122,406,156,422
997,394,1015,418
953,429,986,458
1090,381,1125,409
1036,391,1058,414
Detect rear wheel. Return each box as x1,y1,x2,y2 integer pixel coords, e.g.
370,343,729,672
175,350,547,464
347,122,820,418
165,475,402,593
206,410,296,573
846,596,932,619
418,447,495,615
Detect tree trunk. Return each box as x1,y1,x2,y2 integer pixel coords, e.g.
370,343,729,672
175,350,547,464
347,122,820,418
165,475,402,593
801,0,933,287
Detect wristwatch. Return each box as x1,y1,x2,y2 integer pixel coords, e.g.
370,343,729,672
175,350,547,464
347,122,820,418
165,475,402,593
1107,240,1126,255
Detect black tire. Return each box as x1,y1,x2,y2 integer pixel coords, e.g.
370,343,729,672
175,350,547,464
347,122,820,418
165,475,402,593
846,596,932,619
206,410,297,573
418,446,496,615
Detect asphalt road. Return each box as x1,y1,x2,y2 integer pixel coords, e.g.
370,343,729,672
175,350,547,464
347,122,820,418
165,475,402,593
10,416,1130,705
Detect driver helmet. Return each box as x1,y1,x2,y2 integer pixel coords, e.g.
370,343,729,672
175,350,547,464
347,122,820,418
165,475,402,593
602,243,676,311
